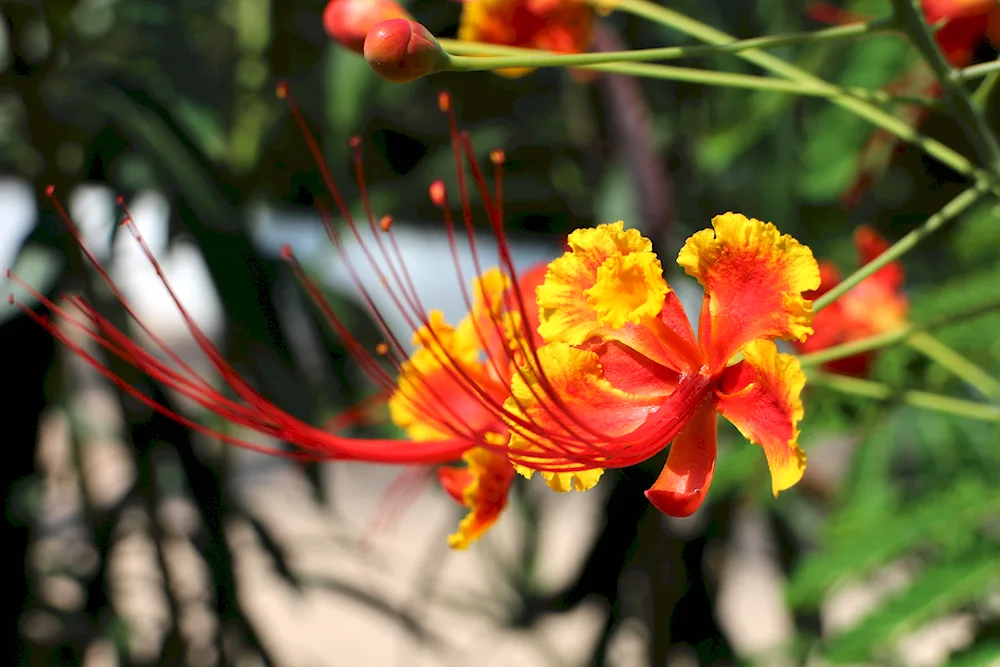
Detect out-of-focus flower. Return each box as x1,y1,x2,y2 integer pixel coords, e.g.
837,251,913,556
807,0,1000,206
921,0,1000,66
457,0,594,76
323,0,413,54
504,214,820,516
11,91,819,547
793,226,909,376
364,19,449,83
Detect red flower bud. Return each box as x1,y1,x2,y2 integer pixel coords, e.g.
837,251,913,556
323,0,413,54
364,19,447,83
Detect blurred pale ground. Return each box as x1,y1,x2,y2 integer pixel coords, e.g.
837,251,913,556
3,180,993,667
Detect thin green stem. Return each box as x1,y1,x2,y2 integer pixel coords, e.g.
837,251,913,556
953,58,1000,81
442,18,891,67
907,331,1000,400
814,183,989,312
799,295,1000,368
607,0,996,186
808,371,1000,422
890,0,1000,178
443,51,929,103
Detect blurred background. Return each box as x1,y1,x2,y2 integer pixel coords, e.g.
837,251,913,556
2,0,1000,665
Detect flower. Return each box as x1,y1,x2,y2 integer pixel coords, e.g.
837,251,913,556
793,226,909,376
323,0,414,54
502,214,820,516
11,89,820,547
921,0,1000,67
457,0,594,77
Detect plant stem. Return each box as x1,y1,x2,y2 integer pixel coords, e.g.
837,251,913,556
955,58,1000,81
808,371,1000,422
907,331,1000,400
443,49,931,102
799,295,1000,368
890,0,1000,178
443,18,892,66
814,183,989,312
606,0,996,186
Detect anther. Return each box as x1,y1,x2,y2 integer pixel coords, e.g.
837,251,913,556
437,91,451,113
429,180,446,207
376,342,390,355
280,243,294,260
490,150,505,166
45,185,55,197
379,215,393,232
349,136,362,149
275,80,289,98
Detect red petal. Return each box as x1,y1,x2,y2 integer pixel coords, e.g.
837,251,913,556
645,398,717,517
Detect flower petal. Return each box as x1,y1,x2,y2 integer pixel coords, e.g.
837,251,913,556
388,309,500,441
714,339,807,496
458,0,592,77
677,212,820,370
504,342,665,490
537,221,667,343
536,222,698,372
645,398,717,517
440,445,516,549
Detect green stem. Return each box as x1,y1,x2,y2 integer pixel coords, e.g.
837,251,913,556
443,51,930,103
890,0,1000,178
955,58,1000,81
607,0,995,186
907,331,1000,400
808,371,1000,422
799,295,1000,368
814,183,989,312
442,18,891,66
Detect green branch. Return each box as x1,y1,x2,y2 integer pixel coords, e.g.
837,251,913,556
890,0,1000,177
808,371,1000,422
442,18,892,67
799,295,1000,368
814,183,989,312
605,0,996,186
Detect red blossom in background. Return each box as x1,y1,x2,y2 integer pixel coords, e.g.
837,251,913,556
793,226,909,377
323,0,413,54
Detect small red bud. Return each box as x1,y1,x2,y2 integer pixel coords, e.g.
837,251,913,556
364,19,447,84
323,0,413,54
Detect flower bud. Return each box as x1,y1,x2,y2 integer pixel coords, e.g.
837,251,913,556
364,19,447,83
323,0,412,54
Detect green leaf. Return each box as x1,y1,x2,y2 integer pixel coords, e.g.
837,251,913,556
788,479,1000,607
823,556,1000,663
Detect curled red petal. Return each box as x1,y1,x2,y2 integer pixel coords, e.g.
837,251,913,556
645,398,717,517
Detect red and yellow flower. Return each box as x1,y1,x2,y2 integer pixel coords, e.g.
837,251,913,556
502,215,819,516
457,0,594,76
12,90,820,548
793,226,909,376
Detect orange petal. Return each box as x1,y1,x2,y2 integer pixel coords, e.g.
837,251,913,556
504,342,665,488
444,445,516,549
458,0,592,77
714,340,807,496
677,213,820,370
388,309,501,441
645,398,717,517
537,222,698,372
